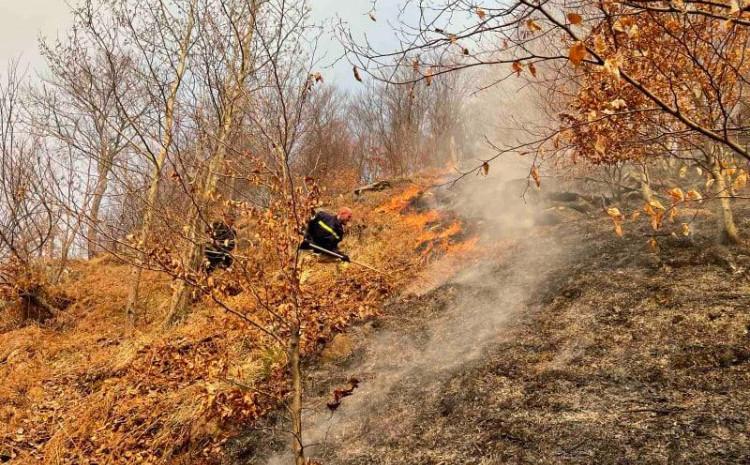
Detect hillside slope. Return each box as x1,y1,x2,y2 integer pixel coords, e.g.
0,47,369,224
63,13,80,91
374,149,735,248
245,193,750,465
0,180,475,465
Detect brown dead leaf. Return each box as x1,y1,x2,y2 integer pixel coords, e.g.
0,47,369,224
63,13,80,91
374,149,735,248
569,41,587,66
667,187,684,203
594,134,606,155
686,189,702,202
425,67,434,86
733,170,748,190
567,13,583,25
530,165,541,188
594,35,607,54
647,238,659,252
512,61,523,76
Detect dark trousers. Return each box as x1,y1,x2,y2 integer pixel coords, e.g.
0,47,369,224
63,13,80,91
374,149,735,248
205,248,233,273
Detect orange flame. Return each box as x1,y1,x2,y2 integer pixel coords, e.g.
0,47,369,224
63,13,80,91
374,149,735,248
378,184,479,263
404,210,440,229
377,185,423,213
445,236,480,254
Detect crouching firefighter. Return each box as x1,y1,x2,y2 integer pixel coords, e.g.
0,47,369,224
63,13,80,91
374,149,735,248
300,207,353,262
204,212,237,273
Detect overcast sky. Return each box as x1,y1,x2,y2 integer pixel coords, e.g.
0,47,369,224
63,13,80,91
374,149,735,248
0,0,403,86
0,0,71,69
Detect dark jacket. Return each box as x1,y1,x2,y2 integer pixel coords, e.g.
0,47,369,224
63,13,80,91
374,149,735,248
207,221,237,252
303,211,344,253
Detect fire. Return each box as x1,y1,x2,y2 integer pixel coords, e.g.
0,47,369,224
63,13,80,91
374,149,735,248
439,221,462,238
445,235,479,254
374,183,483,295
404,210,440,229
377,183,479,264
406,235,481,295
377,185,423,213
416,220,463,251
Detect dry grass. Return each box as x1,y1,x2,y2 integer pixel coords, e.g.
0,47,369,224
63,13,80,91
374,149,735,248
0,179,472,465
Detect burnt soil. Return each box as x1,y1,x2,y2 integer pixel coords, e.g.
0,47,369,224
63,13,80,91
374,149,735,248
233,201,750,465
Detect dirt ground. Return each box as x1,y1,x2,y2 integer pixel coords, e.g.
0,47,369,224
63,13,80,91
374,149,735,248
236,193,750,465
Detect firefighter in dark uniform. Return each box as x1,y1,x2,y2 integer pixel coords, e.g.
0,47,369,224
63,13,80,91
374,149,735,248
300,207,353,261
204,212,237,273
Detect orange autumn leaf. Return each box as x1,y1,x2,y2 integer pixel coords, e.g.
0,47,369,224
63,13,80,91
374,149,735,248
530,165,541,188
512,61,523,76
667,187,685,203
567,13,583,25
594,134,606,155
527,19,542,32
569,41,587,65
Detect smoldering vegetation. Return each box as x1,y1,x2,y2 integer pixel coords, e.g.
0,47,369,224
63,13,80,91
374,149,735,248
241,156,569,464
246,72,576,465
243,168,750,464
240,79,750,461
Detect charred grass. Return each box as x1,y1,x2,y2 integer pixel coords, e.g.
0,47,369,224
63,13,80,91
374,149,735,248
247,202,750,465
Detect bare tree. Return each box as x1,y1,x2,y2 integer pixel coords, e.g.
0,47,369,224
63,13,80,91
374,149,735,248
66,0,202,318
0,61,59,319
166,0,261,323
35,31,136,259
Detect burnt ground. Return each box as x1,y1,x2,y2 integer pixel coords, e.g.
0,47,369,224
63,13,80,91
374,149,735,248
231,197,750,465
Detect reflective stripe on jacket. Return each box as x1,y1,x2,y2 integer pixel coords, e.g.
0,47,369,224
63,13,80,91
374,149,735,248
304,211,344,252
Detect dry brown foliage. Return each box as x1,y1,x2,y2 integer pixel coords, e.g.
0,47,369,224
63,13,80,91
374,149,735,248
0,179,474,465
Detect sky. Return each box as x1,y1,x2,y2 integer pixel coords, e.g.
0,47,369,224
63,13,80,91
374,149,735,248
0,0,72,70
0,0,404,86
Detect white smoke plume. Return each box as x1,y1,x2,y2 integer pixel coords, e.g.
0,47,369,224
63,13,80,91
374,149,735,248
266,71,564,465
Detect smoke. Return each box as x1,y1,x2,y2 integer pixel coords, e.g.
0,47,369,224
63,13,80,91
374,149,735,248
265,69,564,465
266,172,566,465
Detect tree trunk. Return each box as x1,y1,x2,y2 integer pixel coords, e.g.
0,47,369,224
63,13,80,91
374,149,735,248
639,163,654,203
53,223,80,284
448,134,458,168
165,3,257,324
710,155,740,244
164,204,204,325
125,160,168,317
289,328,305,465
124,5,196,319
45,224,56,259
165,105,237,324
87,147,113,259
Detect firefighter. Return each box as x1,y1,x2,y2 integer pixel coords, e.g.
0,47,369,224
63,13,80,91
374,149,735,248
204,212,237,273
300,207,352,261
